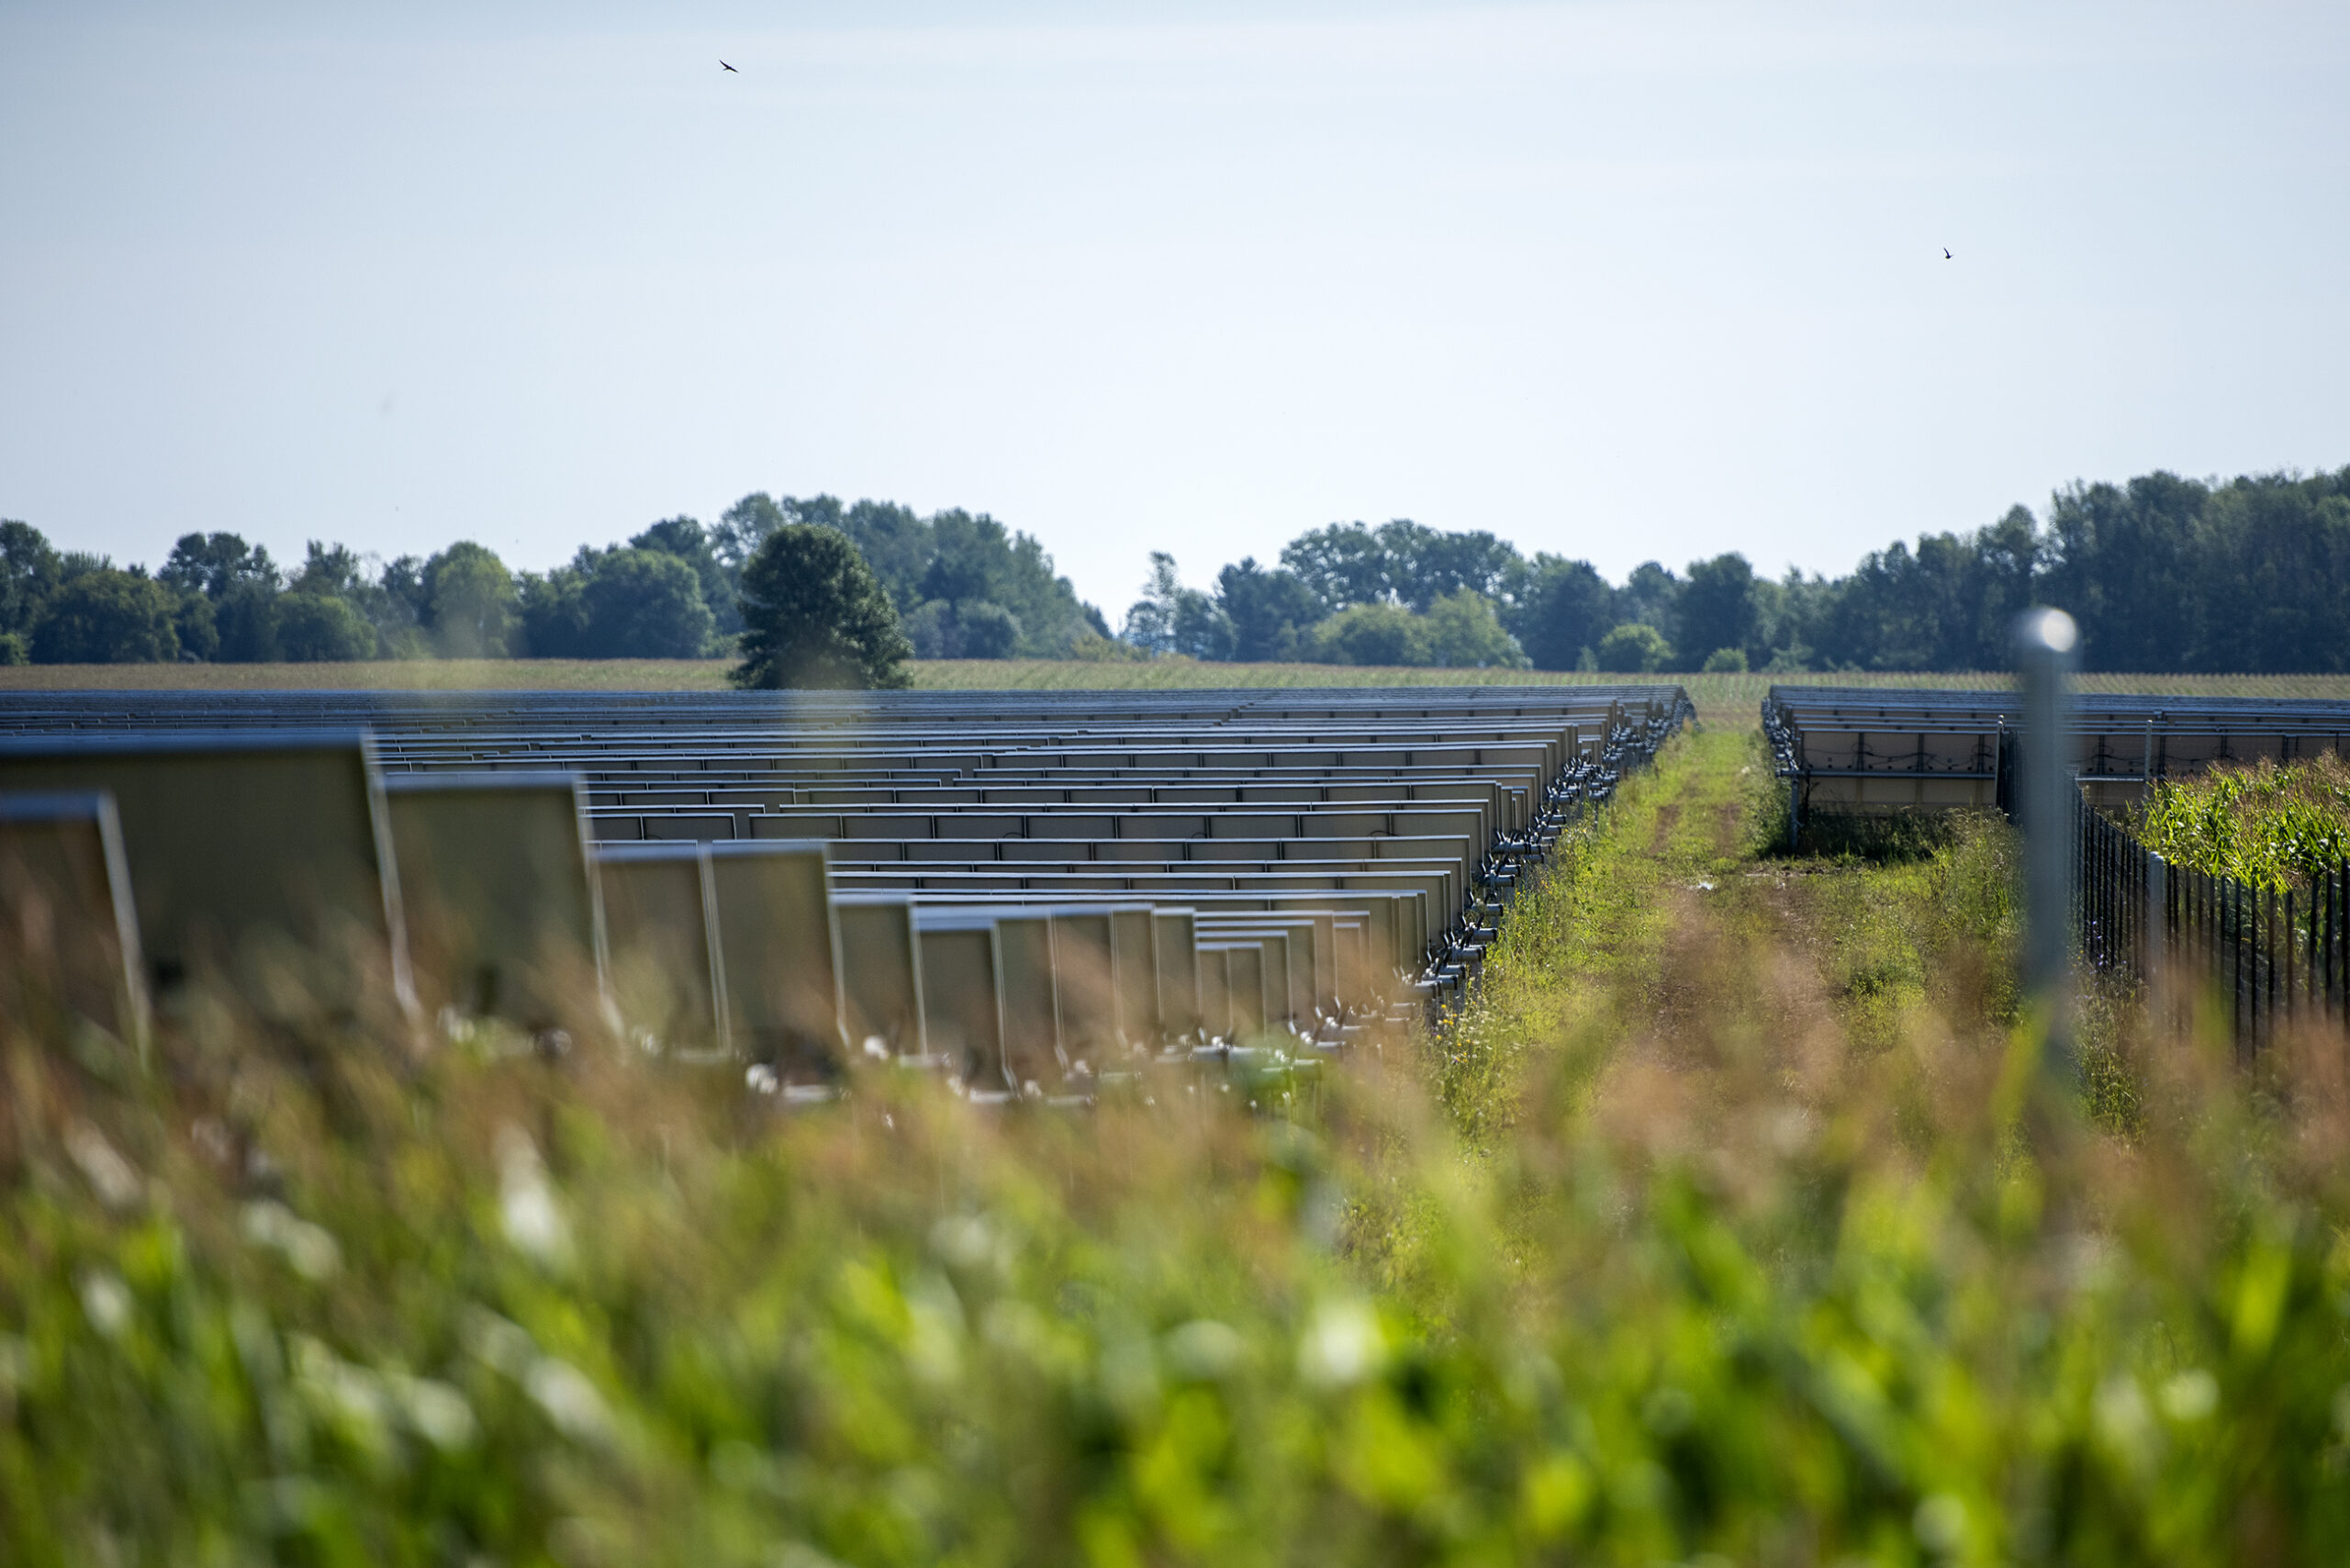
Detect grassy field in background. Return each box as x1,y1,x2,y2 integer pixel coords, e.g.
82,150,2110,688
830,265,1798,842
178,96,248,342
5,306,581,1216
5,656,2349,718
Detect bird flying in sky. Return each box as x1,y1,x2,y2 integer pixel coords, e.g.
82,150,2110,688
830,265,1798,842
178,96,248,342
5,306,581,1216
720,60,738,73
1943,248,1953,259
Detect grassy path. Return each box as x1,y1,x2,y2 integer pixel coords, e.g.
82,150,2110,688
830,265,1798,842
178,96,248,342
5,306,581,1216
1436,722,1762,1141
1440,713,2022,1146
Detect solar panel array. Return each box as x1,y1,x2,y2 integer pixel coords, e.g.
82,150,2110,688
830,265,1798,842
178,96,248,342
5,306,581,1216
1764,686,2350,816
0,684,1688,1102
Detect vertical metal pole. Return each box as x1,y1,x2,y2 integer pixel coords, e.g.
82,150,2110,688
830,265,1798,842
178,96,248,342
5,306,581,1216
2268,887,2279,1033
2288,888,2299,1017
2306,882,2317,1014
2229,879,2240,1047
2232,879,2244,1049
2016,608,2078,1082
2144,851,2166,993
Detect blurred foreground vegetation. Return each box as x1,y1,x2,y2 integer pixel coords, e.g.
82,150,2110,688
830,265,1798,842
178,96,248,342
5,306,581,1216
7,728,2350,1565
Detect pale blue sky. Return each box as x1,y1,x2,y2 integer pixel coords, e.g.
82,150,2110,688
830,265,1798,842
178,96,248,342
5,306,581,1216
4,1,2345,618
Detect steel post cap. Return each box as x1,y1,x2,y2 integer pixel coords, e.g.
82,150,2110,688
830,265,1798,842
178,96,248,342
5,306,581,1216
2013,607,2078,655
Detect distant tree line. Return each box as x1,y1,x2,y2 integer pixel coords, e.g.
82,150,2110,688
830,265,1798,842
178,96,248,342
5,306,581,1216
1119,465,2350,674
4,463,2343,672
0,494,1110,666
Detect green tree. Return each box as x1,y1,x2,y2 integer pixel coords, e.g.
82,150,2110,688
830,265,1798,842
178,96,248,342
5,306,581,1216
159,532,278,600
630,517,734,634
581,548,716,658
731,525,912,690
287,541,416,656
1280,523,1393,613
274,592,378,661
955,602,1022,659
0,521,63,640
1614,562,1681,650
834,499,933,611
1375,521,1524,611
1122,554,1233,659
711,492,793,587
1421,589,1529,668
718,494,1102,658
1595,622,1673,673
30,569,181,663
1509,555,1616,671
171,593,219,662
155,532,283,662
1307,602,1434,666
423,543,517,658
904,599,1024,660
516,559,592,658
926,510,1099,657
1678,554,1760,669
213,580,282,662
1214,558,1321,662
381,555,431,624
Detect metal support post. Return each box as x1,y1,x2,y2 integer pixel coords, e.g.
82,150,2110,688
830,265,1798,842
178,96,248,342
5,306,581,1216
2016,607,2078,1085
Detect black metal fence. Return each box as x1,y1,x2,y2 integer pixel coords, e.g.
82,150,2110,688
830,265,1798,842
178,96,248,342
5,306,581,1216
2075,790,2350,1047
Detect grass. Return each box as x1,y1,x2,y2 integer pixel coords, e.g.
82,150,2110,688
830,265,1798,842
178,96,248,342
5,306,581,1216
5,656,2350,714
1433,722,1757,1144
1440,725,2027,1141
7,710,2350,1563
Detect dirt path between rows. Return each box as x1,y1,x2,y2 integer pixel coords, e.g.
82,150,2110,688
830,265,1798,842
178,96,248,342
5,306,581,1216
1449,719,1868,1136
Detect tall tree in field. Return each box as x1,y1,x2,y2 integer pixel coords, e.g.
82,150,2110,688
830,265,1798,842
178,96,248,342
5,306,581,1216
1508,555,1616,671
1280,523,1393,614
731,525,912,689
629,517,734,633
1121,554,1233,659
1677,553,1760,669
158,532,278,600
1215,558,1320,662
422,543,517,658
0,521,64,643
1375,521,1523,611
581,548,717,658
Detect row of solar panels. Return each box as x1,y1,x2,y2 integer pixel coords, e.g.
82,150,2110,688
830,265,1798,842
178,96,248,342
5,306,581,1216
0,686,1690,1100
1764,686,2350,812
0,684,1645,721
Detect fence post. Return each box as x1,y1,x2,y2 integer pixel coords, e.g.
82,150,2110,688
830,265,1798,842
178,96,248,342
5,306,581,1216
2016,607,2078,1084
2322,865,2340,1025
2232,879,2245,1054
2144,851,2166,992
2288,887,2299,1019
